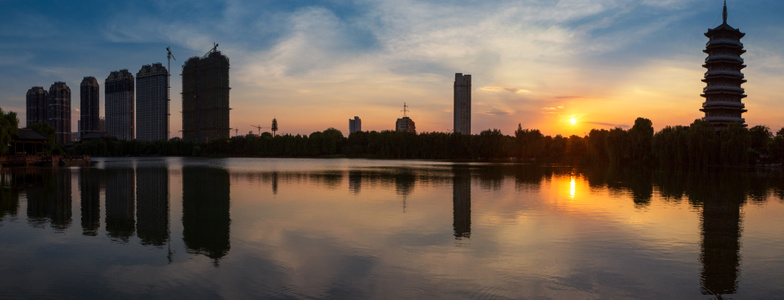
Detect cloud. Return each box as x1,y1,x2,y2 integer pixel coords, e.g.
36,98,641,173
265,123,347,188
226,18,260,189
585,121,630,129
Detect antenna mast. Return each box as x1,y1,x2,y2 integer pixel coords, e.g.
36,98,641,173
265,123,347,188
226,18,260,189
402,102,409,117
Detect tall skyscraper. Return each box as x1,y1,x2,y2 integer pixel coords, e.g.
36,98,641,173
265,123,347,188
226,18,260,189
26,86,48,127
105,70,135,140
80,77,100,138
701,1,746,129
454,73,471,135
349,116,361,134
136,63,169,141
182,49,230,142
48,82,71,144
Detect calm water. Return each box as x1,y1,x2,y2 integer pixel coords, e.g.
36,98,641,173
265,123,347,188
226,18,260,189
1,157,783,299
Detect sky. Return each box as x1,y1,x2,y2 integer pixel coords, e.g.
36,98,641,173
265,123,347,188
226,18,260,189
1,0,783,137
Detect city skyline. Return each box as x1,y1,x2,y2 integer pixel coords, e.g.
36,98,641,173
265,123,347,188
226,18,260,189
2,1,784,137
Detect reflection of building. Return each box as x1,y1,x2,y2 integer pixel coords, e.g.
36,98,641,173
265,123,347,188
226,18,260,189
106,70,135,140
349,116,361,134
182,167,231,264
136,63,169,141
26,169,72,230
453,73,471,135
48,82,71,144
136,167,169,246
453,167,471,239
700,196,742,296
701,2,746,129
182,50,230,143
26,86,48,127
79,168,101,236
105,168,136,242
349,170,362,194
80,76,100,138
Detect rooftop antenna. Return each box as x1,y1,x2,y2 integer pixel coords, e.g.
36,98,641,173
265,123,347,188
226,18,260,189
401,102,409,117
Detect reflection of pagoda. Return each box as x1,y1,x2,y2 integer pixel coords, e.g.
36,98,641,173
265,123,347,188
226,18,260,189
700,197,741,297
700,1,746,129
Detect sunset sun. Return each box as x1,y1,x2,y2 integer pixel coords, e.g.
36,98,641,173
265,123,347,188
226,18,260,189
570,118,577,125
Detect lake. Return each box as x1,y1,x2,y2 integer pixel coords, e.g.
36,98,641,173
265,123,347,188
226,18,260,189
1,157,783,299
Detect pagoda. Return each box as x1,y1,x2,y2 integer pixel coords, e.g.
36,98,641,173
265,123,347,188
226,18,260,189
700,1,746,129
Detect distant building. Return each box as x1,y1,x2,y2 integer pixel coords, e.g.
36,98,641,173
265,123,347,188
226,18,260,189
80,76,100,138
182,50,230,143
26,86,48,127
106,70,135,140
48,82,71,145
136,63,169,141
454,73,471,135
701,2,746,129
349,116,361,134
396,117,416,133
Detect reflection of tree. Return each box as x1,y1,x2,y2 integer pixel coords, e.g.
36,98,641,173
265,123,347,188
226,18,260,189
477,166,503,191
136,167,169,246
182,167,231,265
394,170,415,197
0,169,20,222
79,168,101,236
26,168,71,230
105,168,136,242
452,166,471,239
271,171,278,195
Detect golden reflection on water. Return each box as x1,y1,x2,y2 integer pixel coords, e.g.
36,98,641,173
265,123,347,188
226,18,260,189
570,176,576,199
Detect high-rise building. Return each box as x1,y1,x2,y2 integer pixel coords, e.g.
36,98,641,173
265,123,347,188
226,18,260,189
80,76,100,138
396,117,416,133
105,70,135,140
26,86,48,127
396,103,416,133
182,49,230,142
349,116,361,134
136,63,169,141
701,1,746,129
48,82,71,144
454,73,471,135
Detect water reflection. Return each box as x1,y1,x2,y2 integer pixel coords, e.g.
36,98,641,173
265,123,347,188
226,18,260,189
452,166,471,239
0,159,782,298
182,166,231,265
26,168,71,230
105,168,136,242
79,168,101,236
136,167,169,246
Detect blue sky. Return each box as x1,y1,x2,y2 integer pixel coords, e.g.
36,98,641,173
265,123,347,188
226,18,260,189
1,0,783,136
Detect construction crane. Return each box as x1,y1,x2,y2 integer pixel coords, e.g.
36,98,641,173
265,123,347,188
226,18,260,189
252,125,263,136
203,42,219,58
230,127,239,136
166,46,176,134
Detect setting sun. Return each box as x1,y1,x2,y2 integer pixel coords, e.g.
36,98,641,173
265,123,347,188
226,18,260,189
570,118,577,125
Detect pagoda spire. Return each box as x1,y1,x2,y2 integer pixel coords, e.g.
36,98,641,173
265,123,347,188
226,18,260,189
723,0,728,24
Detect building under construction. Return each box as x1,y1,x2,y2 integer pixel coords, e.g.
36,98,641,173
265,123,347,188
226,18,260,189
181,47,230,143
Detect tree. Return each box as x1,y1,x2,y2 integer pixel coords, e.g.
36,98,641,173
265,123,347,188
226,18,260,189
0,108,19,155
271,118,278,136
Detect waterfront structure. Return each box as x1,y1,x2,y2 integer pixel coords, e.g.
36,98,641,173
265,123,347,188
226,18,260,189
26,87,48,127
48,82,71,144
701,1,746,129
182,49,230,142
80,77,100,138
136,63,169,141
106,70,135,140
349,116,361,134
454,73,471,135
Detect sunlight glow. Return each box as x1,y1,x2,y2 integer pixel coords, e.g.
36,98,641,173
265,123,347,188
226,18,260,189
570,176,576,199
569,118,577,125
